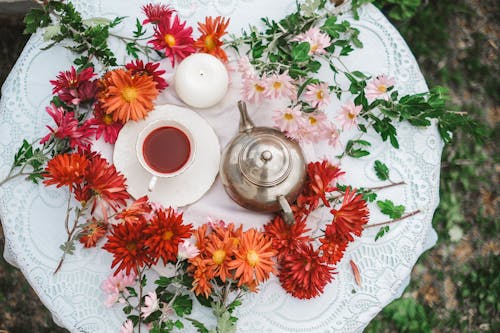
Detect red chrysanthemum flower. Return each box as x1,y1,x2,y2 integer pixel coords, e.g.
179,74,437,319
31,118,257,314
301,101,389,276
302,160,344,208
84,153,130,220
142,3,175,25
263,215,311,259
278,243,335,299
125,60,168,92
149,15,195,66
40,104,95,150
98,69,158,123
194,16,230,62
43,152,89,188
144,207,193,265
329,187,369,242
318,229,349,265
228,228,277,287
50,66,97,105
79,218,108,248
87,103,123,144
115,196,151,224
103,220,151,275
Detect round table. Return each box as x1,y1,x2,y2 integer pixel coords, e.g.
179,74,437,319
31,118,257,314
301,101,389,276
0,1,443,332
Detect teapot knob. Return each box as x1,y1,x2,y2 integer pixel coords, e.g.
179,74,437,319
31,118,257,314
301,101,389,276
261,150,273,162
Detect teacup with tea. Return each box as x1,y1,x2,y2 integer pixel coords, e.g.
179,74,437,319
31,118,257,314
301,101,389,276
136,119,196,191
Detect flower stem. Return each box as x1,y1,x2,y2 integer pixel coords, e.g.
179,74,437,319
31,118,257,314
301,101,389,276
365,209,421,229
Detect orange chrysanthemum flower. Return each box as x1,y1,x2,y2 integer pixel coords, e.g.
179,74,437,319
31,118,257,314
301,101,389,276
188,256,213,298
43,153,89,188
204,232,235,282
144,207,193,264
193,224,209,253
263,216,311,259
103,220,152,275
98,69,158,123
79,218,108,248
194,16,230,62
228,228,277,287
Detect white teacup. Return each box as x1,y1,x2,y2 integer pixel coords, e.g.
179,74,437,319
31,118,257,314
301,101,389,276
136,119,196,191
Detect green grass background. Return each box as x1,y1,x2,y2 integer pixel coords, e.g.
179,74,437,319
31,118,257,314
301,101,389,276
0,0,498,332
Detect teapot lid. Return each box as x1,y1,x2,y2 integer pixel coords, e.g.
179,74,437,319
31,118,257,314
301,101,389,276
238,132,292,187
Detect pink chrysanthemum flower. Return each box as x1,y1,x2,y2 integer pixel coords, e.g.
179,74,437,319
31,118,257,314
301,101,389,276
292,27,331,55
142,3,175,25
300,111,330,143
303,82,330,109
101,271,136,307
40,104,94,150
336,101,363,130
273,105,306,135
177,240,200,260
324,122,341,147
120,320,134,333
365,74,396,101
237,56,255,79
241,75,267,104
50,66,97,105
141,291,159,319
264,72,296,100
148,15,195,66
88,103,123,144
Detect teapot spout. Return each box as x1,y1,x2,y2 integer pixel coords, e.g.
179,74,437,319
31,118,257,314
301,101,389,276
237,101,255,133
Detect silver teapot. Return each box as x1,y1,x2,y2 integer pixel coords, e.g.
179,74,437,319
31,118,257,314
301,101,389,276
219,101,306,224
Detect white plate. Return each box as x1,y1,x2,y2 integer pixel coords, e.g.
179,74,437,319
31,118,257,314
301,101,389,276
113,104,221,207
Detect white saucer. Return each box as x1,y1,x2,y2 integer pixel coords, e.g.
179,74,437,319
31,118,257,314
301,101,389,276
113,104,221,207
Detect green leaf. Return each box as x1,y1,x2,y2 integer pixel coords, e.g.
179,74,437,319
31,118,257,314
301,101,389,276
172,294,192,316
24,9,51,34
216,311,237,333
377,200,405,219
125,287,137,298
186,318,209,333
374,160,390,181
346,139,371,158
196,294,213,308
375,226,390,241
291,42,310,62
122,305,133,315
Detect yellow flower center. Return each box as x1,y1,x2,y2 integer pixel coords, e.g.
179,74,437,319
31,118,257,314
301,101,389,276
310,43,319,53
284,113,294,120
103,114,114,125
316,90,324,100
164,34,176,47
162,230,174,241
254,84,265,92
246,250,259,267
121,87,138,103
309,116,317,125
377,84,387,93
212,249,226,265
273,81,282,90
204,35,216,51
348,112,356,120
126,242,137,252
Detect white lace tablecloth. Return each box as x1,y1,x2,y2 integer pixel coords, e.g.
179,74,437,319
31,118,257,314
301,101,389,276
0,1,443,332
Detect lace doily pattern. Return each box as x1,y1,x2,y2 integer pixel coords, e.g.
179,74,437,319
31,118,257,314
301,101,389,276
0,1,442,332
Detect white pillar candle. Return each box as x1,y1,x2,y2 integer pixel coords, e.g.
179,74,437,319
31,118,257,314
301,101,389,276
174,53,229,109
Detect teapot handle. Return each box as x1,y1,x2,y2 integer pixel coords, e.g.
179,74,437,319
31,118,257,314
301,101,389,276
278,195,295,225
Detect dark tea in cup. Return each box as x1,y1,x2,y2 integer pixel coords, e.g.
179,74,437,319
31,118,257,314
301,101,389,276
142,126,191,174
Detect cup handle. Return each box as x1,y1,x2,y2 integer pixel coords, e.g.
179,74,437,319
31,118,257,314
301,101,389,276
148,176,158,192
